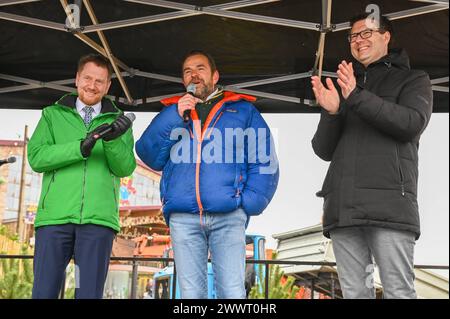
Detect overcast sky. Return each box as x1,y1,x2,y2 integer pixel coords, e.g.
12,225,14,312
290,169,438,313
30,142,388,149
0,108,448,278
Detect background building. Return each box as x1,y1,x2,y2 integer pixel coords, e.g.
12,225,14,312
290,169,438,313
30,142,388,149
1,139,168,298
0,140,165,247
0,140,40,238
112,160,167,257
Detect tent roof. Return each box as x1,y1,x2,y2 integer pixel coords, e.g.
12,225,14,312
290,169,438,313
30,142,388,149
0,0,448,113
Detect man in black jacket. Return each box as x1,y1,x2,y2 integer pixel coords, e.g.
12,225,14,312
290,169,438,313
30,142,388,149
311,13,433,298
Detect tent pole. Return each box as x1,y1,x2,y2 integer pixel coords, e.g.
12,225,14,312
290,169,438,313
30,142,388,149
0,0,41,7
0,72,133,94
0,73,74,93
122,0,319,31
60,0,132,73
432,86,449,92
318,0,332,79
411,0,448,4
83,0,133,104
0,11,66,31
223,87,313,105
84,0,279,33
431,77,449,84
133,70,182,84
229,72,312,89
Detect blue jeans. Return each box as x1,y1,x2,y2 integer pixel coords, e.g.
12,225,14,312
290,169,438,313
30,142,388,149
169,208,247,299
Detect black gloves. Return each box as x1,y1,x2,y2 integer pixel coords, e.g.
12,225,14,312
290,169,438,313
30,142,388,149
102,114,132,142
80,124,109,158
80,115,132,158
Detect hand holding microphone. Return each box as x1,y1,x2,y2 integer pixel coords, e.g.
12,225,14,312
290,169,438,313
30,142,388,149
99,113,136,141
81,113,135,158
178,83,201,122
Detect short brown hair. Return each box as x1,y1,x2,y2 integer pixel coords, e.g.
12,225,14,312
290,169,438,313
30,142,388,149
77,53,113,79
181,50,217,75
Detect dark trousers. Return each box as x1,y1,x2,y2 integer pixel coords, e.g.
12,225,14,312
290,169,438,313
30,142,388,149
32,223,116,299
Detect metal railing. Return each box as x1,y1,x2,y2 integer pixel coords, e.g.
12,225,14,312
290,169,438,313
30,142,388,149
0,254,448,299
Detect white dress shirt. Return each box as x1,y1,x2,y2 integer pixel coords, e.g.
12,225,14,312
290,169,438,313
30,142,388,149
76,98,102,120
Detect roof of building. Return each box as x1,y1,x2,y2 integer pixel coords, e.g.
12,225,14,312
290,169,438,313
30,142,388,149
273,223,323,241
0,140,24,147
119,205,162,217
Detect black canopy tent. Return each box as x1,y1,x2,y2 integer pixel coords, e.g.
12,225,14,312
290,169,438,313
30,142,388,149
0,0,448,113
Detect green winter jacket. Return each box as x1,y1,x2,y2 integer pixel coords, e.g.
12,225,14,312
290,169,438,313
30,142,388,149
28,93,136,232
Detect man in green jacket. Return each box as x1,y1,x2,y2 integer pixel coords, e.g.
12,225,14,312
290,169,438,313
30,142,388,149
28,54,136,299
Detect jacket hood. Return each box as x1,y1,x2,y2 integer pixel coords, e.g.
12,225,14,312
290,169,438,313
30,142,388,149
55,92,120,114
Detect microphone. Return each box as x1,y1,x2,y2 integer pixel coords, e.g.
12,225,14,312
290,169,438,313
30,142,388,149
93,113,136,140
0,156,16,166
183,83,196,123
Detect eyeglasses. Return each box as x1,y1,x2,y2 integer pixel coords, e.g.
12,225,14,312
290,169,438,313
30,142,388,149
347,29,382,43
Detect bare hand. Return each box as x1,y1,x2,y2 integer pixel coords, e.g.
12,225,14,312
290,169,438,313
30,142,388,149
177,93,202,118
337,61,357,99
311,76,340,114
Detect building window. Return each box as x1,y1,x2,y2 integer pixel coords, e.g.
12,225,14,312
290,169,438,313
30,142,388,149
119,172,161,207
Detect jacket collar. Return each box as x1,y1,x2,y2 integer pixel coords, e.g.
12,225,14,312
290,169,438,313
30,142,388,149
160,90,256,107
353,48,411,76
55,92,120,114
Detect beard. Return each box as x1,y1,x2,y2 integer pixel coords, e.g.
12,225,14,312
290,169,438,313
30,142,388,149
78,89,103,106
192,81,214,101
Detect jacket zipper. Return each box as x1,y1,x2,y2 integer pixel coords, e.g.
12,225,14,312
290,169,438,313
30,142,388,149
111,173,118,212
192,104,227,222
80,160,88,222
195,140,204,220
69,105,121,221
235,174,243,198
189,94,254,221
206,112,224,139
363,71,367,84
395,144,405,196
42,170,56,209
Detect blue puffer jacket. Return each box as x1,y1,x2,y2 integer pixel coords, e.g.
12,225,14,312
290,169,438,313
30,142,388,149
136,91,279,224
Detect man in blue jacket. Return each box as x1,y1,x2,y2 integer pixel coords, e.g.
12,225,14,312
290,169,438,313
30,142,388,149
137,50,279,299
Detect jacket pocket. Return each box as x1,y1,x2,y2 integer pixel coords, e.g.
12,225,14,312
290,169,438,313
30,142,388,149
395,143,406,196
322,193,338,226
111,173,119,212
42,170,56,210
234,174,243,208
354,153,399,190
234,165,246,208
318,161,336,197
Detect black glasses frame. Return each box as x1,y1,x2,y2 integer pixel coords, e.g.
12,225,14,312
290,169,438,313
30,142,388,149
347,29,383,43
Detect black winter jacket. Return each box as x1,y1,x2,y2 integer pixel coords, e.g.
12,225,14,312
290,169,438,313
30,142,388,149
312,49,433,239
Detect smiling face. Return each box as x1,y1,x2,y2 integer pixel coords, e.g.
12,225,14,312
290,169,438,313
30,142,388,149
182,54,219,101
350,19,391,68
75,62,111,106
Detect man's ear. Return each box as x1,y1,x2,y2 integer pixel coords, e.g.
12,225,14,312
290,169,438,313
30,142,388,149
384,31,391,46
75,72,80,87
106,79,112,93
213,70,220,86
